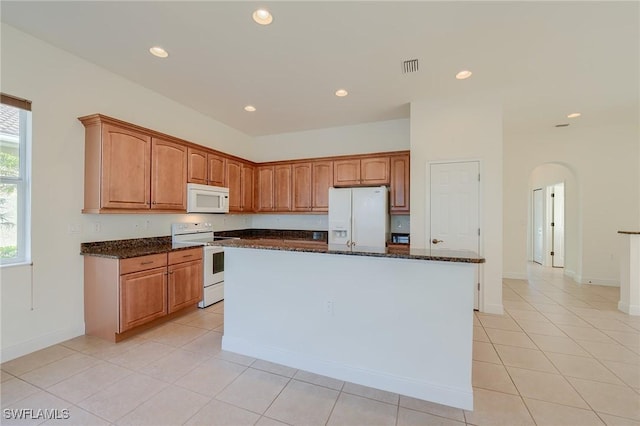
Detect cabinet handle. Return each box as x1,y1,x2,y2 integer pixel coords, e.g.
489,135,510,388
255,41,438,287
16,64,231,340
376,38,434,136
152,201,157,205
140,261,154,265
182,254,194,258
169,271,174,275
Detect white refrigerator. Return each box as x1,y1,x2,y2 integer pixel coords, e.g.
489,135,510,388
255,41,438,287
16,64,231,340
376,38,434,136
328,186,389,253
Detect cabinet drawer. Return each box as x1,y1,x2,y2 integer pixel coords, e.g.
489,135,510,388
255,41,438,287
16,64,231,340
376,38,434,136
120,253,167,275
168,248,203,265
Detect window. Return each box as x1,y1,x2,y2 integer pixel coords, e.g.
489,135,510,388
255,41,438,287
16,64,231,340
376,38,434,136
0,94,31,266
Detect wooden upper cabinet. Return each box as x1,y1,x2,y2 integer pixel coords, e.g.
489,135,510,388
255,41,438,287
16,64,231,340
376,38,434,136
226,159,242,212
241,163,255,212
151,138,187,211
99,123,151,210
208,153,226,187
256,166,275,212
390,154,410,214
312,161,333,212
361,157,390,185
274,165,292,212
333,157,390,186
187,148,207,185
333,159,361,186
292,163,312,211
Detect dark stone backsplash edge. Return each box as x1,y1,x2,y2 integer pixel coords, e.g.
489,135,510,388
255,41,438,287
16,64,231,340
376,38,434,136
81,229,328,258
216,229,328,242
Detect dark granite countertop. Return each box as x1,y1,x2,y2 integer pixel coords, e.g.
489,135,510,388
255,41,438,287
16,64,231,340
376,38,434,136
619,231,640,235
80,236,203,259
210,238,484,263
81,230,484,263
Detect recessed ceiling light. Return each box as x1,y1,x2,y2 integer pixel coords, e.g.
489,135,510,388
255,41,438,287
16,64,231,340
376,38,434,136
567,112,581,118
149,46,168,58
335,89,348,97
244,105,256,112
252,8,273,25
455,70,472,80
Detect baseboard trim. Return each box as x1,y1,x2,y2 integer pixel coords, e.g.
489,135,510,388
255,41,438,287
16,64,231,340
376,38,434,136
503,273,527,280
618,301,640,315
222,336,473,410
482,303,504,315
0,324,85,363
580,278,620,287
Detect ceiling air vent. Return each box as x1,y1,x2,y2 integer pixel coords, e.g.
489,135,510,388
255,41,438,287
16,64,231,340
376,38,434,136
555,123,570,128
403,59,419,74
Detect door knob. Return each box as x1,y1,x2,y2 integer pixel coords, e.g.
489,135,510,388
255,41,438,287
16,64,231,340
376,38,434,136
432,239,443,244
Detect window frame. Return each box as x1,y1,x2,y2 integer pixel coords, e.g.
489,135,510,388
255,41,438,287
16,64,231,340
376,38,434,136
0,101,31,266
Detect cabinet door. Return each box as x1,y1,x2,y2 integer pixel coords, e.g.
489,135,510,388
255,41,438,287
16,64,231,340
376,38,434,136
226,159,242,212
361,157,390,185
390,155,410,213
333,159,360,186
101,124,151,209
168,260,203,313
274,164,292,212
208,153,226,187
256,166,275,212
119,267,167,332
292,163,312,211
312,161,333,212
241,163,255,212
151,138,187,210
187,148,207,185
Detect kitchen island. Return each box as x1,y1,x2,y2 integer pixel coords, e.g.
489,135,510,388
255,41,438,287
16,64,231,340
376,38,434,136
213,238,484,410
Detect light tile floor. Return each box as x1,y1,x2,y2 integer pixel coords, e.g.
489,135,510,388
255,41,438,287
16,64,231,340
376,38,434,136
2,264,639,425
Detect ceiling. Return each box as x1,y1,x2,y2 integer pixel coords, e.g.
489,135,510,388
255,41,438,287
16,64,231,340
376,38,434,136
1,1,638,137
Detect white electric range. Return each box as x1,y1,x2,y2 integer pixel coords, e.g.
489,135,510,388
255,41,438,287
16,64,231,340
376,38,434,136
171,223,237,308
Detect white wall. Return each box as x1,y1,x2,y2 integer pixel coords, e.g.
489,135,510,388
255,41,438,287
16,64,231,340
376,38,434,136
410,96,503,314
504,123,639,285
0,24,254,361
251,119,409,162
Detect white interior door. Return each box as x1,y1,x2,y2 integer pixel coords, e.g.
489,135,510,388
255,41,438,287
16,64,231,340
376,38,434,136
430,161,480,309
533,188,544,264
552,183,565,267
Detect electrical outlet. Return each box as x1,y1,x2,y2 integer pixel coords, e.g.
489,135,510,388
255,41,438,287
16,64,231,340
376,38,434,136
133,222,141,231
92,222,101,233
67,224,81,235
144,220,151,230
326,300,334,316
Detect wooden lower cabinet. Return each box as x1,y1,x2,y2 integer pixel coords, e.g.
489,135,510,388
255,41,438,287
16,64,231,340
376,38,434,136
84,248,203,342
168,249,203,313
119,266,167,332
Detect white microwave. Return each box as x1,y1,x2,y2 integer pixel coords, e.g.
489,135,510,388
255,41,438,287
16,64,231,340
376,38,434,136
187,183,229,213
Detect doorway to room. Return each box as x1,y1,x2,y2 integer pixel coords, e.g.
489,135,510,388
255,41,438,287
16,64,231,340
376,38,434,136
531,183,565,268
528,163,576,274
429,160,481,309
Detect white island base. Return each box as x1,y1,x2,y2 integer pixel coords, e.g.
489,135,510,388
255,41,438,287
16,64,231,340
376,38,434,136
222,247,476,410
